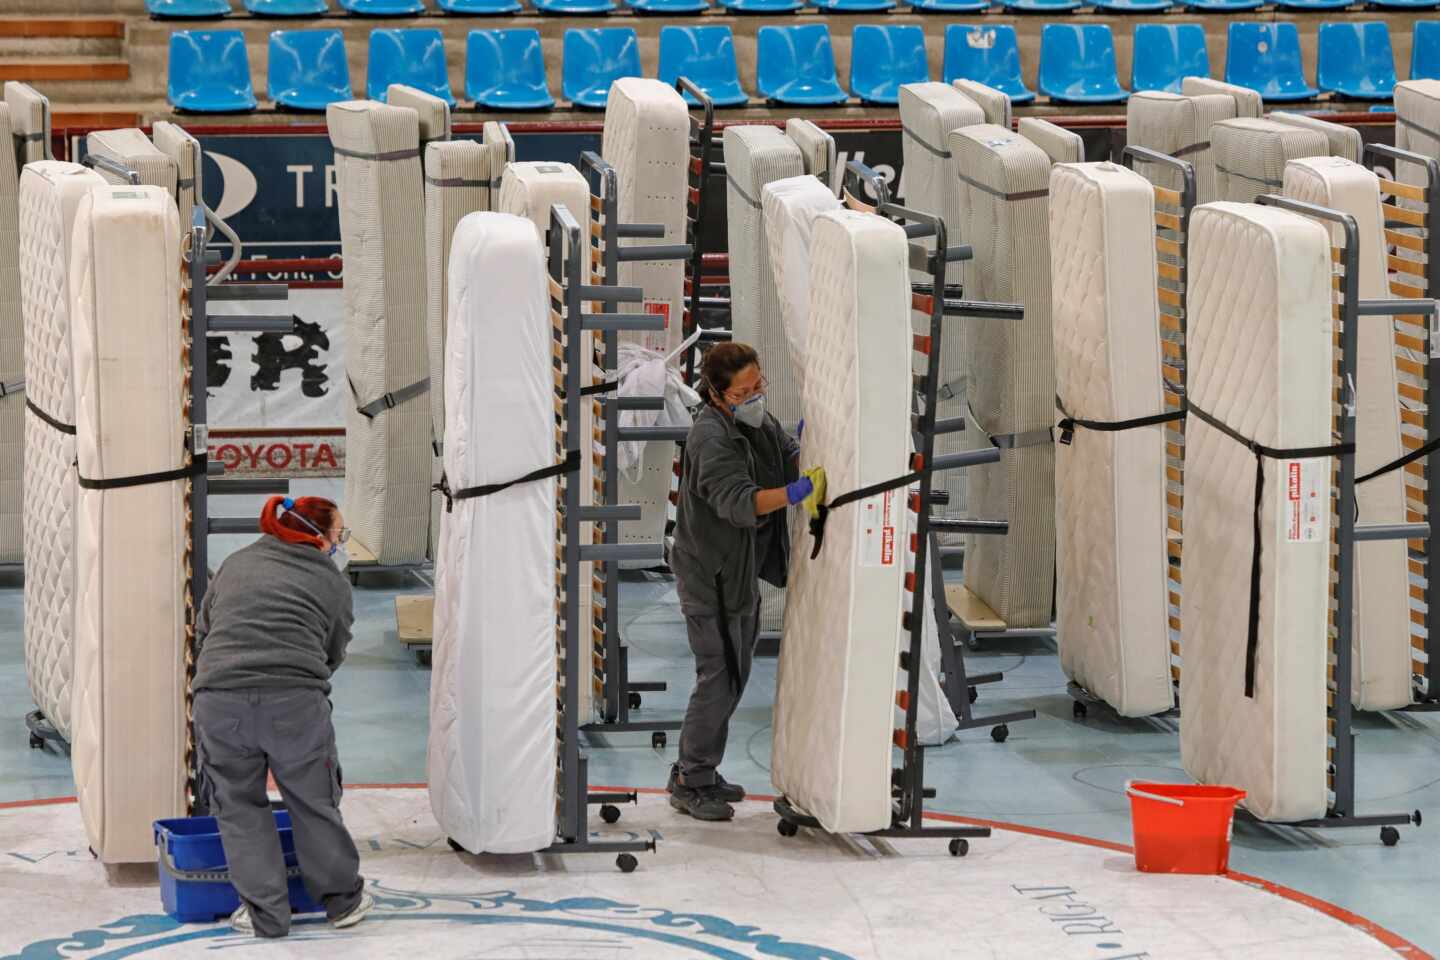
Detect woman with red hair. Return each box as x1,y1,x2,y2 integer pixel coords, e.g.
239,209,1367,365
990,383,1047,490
191,495,370,939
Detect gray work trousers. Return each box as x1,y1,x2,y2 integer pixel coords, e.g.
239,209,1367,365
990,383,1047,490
677,591,761,788
194,687,364,938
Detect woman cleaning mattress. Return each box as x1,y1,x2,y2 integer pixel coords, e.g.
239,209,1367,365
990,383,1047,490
668,342,823,822
192,495,372,938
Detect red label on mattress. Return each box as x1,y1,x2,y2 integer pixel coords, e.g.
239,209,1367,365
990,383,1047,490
1284,459,1324,543
859,490,898,568
644,300,670,327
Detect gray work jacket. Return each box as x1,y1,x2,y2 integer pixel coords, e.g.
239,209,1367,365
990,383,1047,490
671,403,800,617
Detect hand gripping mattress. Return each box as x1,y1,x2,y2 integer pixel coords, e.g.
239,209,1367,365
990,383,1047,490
70,185,188,861
1180,201,1331,823
327,100,430,564
496,160,597,721
1283,157,1412,711
85,129,178,196
1019,118,1084,165
772,210,914,833
1125,91,1237,204
428,212,557,854
424,137,505,558
952,79,1011,128
948,124,1057,628
1180,76,1264,120
1049,162,1172,717
0,103,19,566
5,82,50,165
761,175,842,396
785,119,836,188
150,122,197,236
20,161,106,741
1211,119,1328,205
1272,113,1363,165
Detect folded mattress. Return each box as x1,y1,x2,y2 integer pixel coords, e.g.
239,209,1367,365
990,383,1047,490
424,137,505,558
1283,156,1412,711
1125,91,1237,204
70,184,188,861
948,124,1057,628
1272,113,1362,164
785,119,836,187
773,209,914,833
5,82,50,165
328,100,431,565
428,211,557,854
1180,201,1331,823
1394,80,1440,195
602,78,690,559
1212,118,1328,204
388,84,452,146
761,175,842,397
952,79,1011,128
150,122,197,235
1050,162,1172,718
0,103,19,566
20,161,106,741
1019,118,1084,165
85,129,178,196
1180,76,1263,120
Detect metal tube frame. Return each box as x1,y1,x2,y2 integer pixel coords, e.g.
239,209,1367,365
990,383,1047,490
676,78,723,387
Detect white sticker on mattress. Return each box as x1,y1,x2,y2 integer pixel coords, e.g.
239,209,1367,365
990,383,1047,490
857,490,899,568
1283,458,1325,543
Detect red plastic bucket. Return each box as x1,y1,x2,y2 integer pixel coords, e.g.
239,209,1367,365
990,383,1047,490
1126,780,1247,874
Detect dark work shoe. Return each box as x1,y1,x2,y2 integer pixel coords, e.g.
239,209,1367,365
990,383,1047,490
713,774,746,803
666,763,680,794
670,785,735,821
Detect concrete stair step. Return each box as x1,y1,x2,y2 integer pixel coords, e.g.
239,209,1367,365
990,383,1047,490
0,58,131,83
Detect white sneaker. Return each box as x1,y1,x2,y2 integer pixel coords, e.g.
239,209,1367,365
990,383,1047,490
332,891,374,930
229,904,254,935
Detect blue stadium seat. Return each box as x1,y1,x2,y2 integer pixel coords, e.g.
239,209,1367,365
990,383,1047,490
1371,0,1438,8
850,25,928,105
911,0,990,12
1092,0,1171,11
1274,0,1348,10
535,0,617,14
1413,20,1440,79
148,0,232,16
1131,23,1209,94
269,29,353,111
246,0,328,13
627,0,709,12
563,28,641,108
367,28,455,106
1370,104,1395,112
339,0,426,13
719,0,806,13
814,0,895,12
658,26,748,106
1224,22,1317,102
1038,24,1127,104
169,30,256,112
757,25,848,105
439,0,521,10
943,24,1035,103
466,29,555,109
1179,0,1262,10
1001,0,1084,13
1318,22,1396,99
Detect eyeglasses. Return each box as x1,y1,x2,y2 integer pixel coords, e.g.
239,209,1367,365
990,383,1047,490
725,376,769,405
336,526,351,545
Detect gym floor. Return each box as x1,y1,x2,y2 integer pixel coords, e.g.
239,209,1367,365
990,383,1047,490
1,482,1438,953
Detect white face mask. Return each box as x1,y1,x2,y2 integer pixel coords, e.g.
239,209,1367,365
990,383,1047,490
732,394,766,429
331,545,349,572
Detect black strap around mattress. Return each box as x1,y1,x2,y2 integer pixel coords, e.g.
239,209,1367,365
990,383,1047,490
435,449,580,512
332,146,421,163
808,468,923,560
349,376,430,419
79,455,207,491
1186,401,1353,700
25,398,74,435
1397,115,1440,144
17,131,45,142
424,175,503,189
1213,164,1282,189
1055,397,1184,446
726,172,760,209
579,380,619,397
1172,141,1211,158
955,170,1048,203
901,125,950,159
1356,435,1440,485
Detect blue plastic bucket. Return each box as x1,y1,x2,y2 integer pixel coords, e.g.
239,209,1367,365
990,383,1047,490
153,811,324,922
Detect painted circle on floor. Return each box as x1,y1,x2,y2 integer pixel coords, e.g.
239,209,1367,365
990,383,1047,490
0,787,1425,960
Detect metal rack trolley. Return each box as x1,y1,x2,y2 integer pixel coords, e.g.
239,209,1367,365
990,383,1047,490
676,78,731,387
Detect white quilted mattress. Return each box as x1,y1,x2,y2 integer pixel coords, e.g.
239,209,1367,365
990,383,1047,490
150,122,196,236
428,212,557,854
1272,113,1363,165
785,119,836,187
19,161,105,741
952,79,1010,128
1050,162,1173,718
70,185,188,861
0,103,19,566
948,124,1056,628
1283,157,1412,712
85,129,178,195
5,82,49,166
327,100,431,565
773,209,914,833
424,138,504,559
1394,80,1440,194
761,174,841,396
1180,201,1331,823
1125,91,1237,205
1211,119,1328,205
602,78,689,559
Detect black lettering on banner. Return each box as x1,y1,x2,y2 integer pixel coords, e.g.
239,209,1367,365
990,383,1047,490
208,336,233,392
251,317,331,397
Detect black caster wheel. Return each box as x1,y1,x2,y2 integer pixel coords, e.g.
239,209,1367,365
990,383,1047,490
447,837,465,853
600,804,622,825
29,733,44,750
949,838,969,858
990,724,1009,744
1381,826,1400,847
629,692,642,710
1414,809,1424,828
616,853,638,873
651,732,667,750
965,636,981,652
416,648,432,668
968,686,978,705
1073,701,1088,720
777,819,799,838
